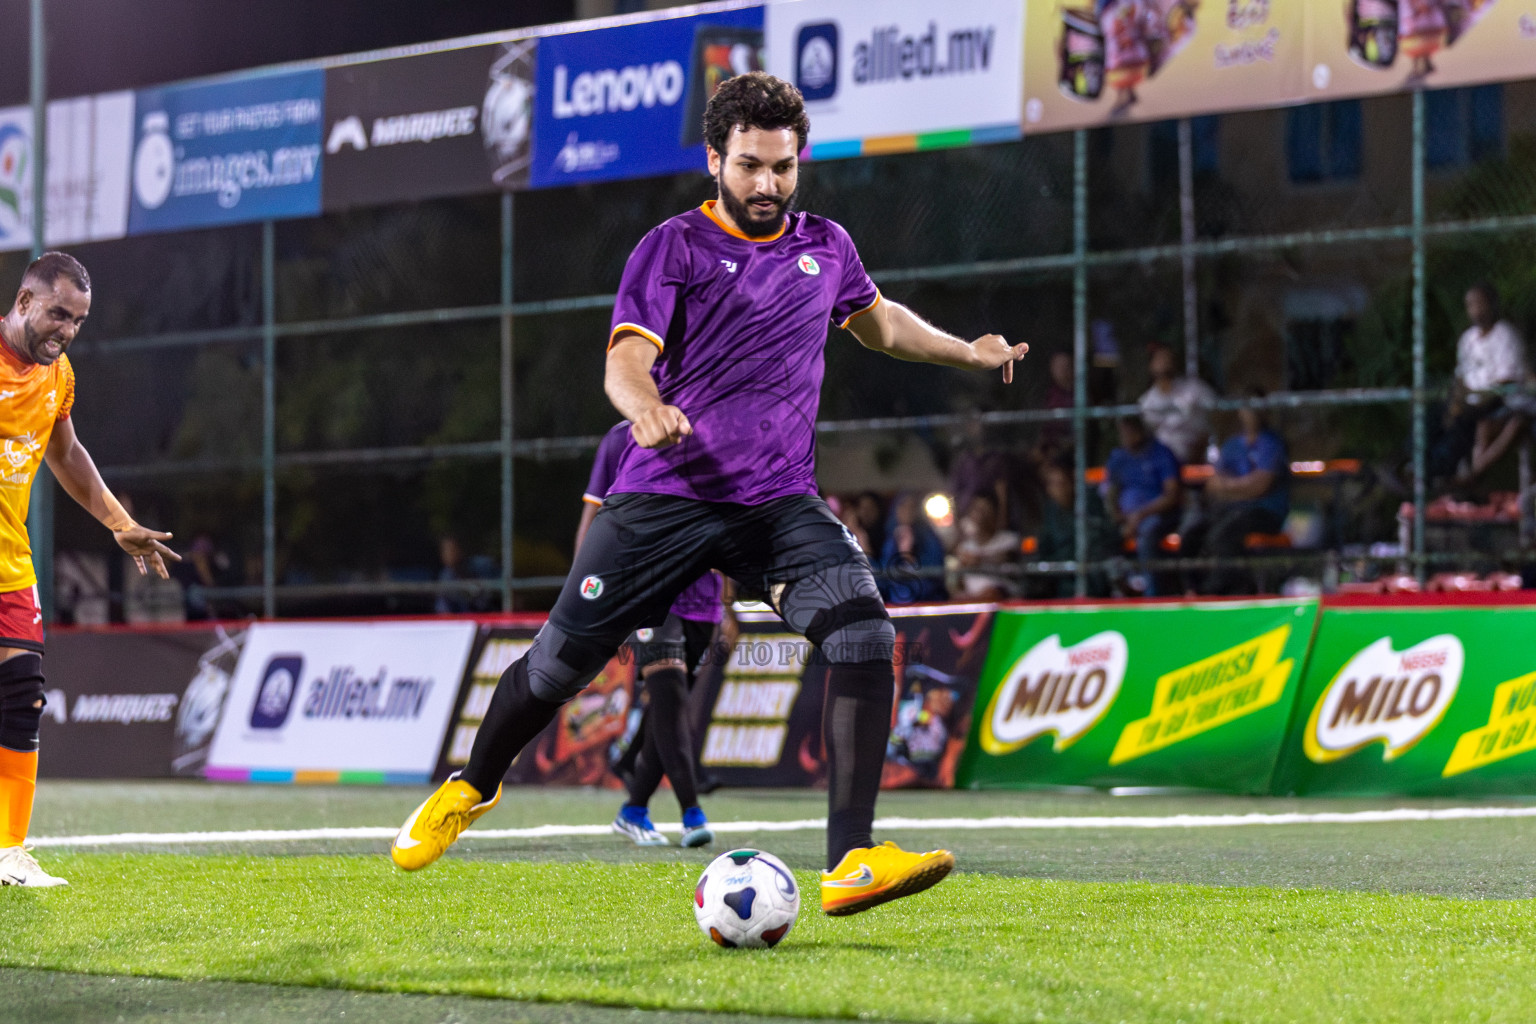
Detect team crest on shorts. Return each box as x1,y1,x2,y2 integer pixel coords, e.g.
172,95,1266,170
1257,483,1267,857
797,254,820,276
580,575,604,599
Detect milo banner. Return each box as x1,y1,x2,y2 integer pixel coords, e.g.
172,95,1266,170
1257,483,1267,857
1023,0,1305,132
1272,595,1536,795
957,599,1318,793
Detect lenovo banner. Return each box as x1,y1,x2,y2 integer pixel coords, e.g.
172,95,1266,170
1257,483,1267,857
128,70,324,235
956,599,1318,793
38,625,245,779
206,621,473,783
530,6,764,189
1272,596,1536,795
766,0,1022,158
322,43,525,211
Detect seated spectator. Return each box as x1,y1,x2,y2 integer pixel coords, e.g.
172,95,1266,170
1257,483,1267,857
832,496,874,557
1432,283,1531,486
1033,455,1116,599
852,490,887,558
879,493,948,605
949,414,1012,532
953,493,1020,600
1183,393,1290,595
1105,415,1183,595
1139,341,1216,465
1038,351,1076,457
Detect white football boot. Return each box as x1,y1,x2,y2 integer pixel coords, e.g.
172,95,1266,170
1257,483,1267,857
0,846,69,887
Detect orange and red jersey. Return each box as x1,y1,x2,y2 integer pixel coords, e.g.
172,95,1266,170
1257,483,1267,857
0,345,73,591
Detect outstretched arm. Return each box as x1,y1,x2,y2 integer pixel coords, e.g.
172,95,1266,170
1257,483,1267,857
606,333,693,448
847,298,1028,382
44,417,180,578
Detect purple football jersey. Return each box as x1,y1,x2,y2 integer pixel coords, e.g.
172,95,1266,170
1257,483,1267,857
607,201,880,505
586,421,723,624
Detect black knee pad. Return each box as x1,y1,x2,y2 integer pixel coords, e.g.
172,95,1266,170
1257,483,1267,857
800,594,894,664
526,623,620,703
0,653,45,753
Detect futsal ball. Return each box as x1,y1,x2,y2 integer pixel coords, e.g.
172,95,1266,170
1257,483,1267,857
693,849,800,948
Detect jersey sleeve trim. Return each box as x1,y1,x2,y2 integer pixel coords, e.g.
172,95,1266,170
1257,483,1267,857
608,323,665,353
838,290,882,330
582,493,603,506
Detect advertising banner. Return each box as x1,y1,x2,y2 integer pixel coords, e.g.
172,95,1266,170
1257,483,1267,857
128,70,324,235
435,623,639,786
0,106,33,254
529,6,763,189
1272,597,1536,795
1304,0,1536,102
695,605,994,789
765,0,1022,158
206,620,473,783
956,599,1318,793
1022,0,1305,133
46,92,135,246
38,625,245,779
323,44,521,211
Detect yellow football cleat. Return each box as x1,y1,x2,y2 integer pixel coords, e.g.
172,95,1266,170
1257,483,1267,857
820,840,955,916
390,773,501,871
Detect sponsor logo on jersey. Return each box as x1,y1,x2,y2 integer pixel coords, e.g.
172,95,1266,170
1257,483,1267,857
797,254,820,276
1305,635,1463,763
981,631,1127,755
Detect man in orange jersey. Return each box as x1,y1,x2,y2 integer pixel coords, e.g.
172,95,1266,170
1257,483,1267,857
0,252,179,887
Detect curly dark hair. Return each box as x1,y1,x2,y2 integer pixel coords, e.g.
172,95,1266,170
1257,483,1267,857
702,71,810,157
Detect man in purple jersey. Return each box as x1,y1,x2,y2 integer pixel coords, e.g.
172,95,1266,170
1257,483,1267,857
580,421,720,849
393,73,1028,917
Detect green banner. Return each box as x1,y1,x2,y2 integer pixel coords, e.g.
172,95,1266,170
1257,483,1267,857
1272,602,1536,795
956,599,1318,793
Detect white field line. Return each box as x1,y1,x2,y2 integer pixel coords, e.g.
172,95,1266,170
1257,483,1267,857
29,805,1536,849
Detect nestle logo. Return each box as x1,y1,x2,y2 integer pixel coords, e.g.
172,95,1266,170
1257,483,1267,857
250,655,303,730
1400,650,1447,671
1068,645,1113,667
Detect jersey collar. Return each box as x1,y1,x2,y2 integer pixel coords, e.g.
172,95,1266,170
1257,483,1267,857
700,200,788,243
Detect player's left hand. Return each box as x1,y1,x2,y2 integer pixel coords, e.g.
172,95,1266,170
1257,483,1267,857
114,526,182,579
971,335,1029,383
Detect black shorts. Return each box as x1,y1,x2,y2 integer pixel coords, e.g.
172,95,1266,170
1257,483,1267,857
628,614,717,674
553,493,876,647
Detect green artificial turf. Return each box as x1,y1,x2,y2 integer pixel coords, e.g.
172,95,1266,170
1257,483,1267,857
6,853,1536,1024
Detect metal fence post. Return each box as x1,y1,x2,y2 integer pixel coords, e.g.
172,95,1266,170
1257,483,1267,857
1178,117,1199,378
1411,90,1427,584
27,0,52,623
262,220,277,618
1073,130,1089,598
500,191,515,612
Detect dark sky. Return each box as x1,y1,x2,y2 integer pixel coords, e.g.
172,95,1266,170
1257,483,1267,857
0,0,576,101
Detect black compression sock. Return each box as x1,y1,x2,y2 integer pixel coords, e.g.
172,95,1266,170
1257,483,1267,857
822,659,894,870
460,658,562,796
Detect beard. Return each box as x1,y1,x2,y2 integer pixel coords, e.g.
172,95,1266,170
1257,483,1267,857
717,176,796,238
21,321,62,365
